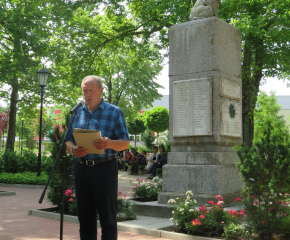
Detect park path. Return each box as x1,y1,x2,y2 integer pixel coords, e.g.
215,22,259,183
0,171,170,240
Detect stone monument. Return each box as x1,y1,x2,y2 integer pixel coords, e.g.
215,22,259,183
158,16,243,206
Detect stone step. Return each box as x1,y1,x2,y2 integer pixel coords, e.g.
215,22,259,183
131,200,176,219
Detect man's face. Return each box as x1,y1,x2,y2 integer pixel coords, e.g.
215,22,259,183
132,150,137,156
82,79,103,110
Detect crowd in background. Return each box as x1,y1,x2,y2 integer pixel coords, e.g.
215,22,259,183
117,145,167,179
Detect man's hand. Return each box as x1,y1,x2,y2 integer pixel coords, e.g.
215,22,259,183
93,137,111,150
157,162,161,165
73,146,89,158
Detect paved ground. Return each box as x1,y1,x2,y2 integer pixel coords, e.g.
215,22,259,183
0,170,170,240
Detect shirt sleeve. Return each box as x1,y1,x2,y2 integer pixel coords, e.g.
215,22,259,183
114,108,130,140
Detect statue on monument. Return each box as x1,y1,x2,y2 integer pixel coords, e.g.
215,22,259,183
189,0,221,20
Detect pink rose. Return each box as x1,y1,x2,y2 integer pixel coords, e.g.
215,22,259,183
221,221,224,224
199,215,205,219
215,195,223,201
217,201,224,206
69,198,73,202
118,191,122,194
65,189,72,196
284,213,288,216
234,198,242,202
208,201,214,205
124,195,127,198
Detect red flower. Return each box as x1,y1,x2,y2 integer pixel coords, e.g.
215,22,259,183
191,218,202,226
215,195,223,201
234,198,242,202
208,201,214,205
199,215,205,219
65,189,72,196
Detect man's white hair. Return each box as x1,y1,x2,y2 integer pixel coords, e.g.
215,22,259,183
81,75,103,89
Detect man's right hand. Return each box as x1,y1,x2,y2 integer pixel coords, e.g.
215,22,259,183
73,146,89,158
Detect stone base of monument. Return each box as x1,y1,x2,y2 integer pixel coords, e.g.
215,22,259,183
158,163,242,206
158,192,241,207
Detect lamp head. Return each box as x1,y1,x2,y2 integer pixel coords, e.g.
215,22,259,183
36,65,51,87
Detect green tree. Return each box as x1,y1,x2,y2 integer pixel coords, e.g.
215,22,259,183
219,0,290,147
127,114,147,147
141,130,157,150
143,106,169,143
234,92,290,238
50,8,165,120
0,0,53,151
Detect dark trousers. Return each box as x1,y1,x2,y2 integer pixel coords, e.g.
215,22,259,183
121,160,130,170
131,161,147,173
73,159,118,240
148,162,162,177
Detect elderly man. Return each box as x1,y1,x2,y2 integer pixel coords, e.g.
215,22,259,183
65,75,130,240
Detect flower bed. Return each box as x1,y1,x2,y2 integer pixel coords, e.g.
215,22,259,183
130,176,163,202
167,191,290,239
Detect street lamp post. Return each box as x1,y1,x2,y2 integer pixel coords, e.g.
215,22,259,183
36,66,50,177
21,119,24,156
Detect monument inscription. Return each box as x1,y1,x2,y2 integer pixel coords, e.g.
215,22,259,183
221,99,242,137
220,78,241,100
173,78,212,137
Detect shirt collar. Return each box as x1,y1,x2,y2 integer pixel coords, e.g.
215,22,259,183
82,98,106,112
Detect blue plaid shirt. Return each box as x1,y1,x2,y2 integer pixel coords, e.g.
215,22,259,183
67,99,129,160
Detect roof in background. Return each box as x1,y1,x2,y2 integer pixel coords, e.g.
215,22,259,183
277,96,290,110
145,95,169,110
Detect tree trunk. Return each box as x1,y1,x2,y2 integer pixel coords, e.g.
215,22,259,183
6,83,19,152
242,37,264,147
134,134,136,147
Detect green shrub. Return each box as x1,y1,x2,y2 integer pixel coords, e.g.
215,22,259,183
141,130,156,149
0,171,48,185
45,122,75,213
222,223,250,239
234,92,290,239
1,150,20,173
117,191,137,220
131,176,163,201
0,149,51,173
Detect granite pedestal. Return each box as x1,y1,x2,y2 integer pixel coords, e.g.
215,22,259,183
158,17,243,206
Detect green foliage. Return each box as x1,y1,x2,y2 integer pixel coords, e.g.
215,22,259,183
0,171,48,185
127,114,147,147
131,176,163,201
141,130,157,150
45,120,75,212
168,193,242,237
234,92,290,238
143,107,169,142
0,150,19,173
117,191,137,221
219,0,290,147
0,149,50,173
222,223,250,240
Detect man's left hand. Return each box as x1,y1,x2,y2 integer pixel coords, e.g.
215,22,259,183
93,137,110,150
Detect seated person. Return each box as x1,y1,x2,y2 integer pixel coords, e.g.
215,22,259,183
145,145,167,179
145,145,159,172
121,149,132,171
130,148,147,175
117,151,125,170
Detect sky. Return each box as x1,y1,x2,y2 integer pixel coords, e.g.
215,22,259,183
155,61,290,96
